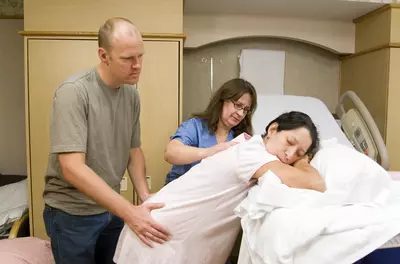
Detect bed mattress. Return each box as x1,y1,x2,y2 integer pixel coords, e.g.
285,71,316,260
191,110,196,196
380,234,400,249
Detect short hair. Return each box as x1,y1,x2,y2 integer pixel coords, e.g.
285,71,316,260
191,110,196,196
98,17,136,51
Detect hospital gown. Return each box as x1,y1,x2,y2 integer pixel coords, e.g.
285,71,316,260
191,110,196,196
113,134,278,264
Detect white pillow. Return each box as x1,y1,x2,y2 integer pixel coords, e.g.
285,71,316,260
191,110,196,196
253,95,353,148
0,179,29,232
310,138,392,207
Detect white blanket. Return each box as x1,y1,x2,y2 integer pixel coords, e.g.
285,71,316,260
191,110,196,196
235,138,400,264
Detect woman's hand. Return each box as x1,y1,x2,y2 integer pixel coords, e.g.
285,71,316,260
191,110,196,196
165,139,237,166
208,141,238,157
296,153,313,165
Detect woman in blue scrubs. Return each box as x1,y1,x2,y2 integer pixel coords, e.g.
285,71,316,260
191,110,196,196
164,78,257,185
163,78,257,263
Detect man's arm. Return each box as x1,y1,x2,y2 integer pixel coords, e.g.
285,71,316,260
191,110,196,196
52,84,169,247
128,89,151,202
58,152,135,221
58,152,170,247
127,147,151,203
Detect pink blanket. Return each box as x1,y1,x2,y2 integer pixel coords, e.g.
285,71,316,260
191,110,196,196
0,237,54,264
389,171,400,181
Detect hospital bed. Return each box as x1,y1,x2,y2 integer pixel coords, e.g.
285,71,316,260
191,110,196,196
238,92,399,263
0,175,29,239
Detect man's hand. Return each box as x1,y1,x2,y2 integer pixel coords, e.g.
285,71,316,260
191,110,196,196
125,203,171,248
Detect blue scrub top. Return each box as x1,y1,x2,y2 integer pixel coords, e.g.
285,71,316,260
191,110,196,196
165,117,234,185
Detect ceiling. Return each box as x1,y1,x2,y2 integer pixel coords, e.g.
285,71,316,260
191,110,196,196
183,0,386,21
0,0,388,21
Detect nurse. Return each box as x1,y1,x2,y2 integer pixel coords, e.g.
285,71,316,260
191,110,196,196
164,78,258,185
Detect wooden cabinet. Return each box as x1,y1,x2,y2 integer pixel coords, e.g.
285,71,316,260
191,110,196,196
23,34,183,239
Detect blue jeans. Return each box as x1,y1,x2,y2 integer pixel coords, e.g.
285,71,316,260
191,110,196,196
43,205,124,264
353,248,400,264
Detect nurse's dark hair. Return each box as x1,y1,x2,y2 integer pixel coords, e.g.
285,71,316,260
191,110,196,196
262,111,320,157
191,78,257,137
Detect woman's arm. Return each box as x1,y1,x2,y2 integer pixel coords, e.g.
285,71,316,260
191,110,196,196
253,158,326,192
164,139,237,165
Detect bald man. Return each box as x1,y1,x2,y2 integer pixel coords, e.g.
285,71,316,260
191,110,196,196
42,17,170,264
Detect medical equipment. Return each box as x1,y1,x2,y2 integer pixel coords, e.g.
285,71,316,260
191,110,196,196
336,90,390,170
243,92,400,263
201,57,223,98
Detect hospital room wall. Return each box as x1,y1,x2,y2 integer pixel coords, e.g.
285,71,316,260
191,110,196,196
340,4,400,170
340,49,389,140
183,37,340,121
0,19,26,176
24,0,183,33
183,14,355,54
387,48,400,171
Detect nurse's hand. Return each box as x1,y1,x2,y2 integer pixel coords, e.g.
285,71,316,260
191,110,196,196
208,141,238,156
125,203,171,248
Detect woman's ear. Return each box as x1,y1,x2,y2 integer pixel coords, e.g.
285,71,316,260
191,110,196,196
267,122,279,136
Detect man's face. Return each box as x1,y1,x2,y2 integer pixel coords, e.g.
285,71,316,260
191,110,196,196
102,34,145,85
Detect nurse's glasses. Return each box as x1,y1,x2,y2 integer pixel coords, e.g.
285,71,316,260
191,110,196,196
231,100,252,115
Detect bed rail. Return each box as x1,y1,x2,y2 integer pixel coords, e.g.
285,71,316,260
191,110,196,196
336,91,390,170
8,213,29,239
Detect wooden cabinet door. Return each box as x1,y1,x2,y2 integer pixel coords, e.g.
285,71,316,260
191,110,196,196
27,38,101,239
137,40,180,195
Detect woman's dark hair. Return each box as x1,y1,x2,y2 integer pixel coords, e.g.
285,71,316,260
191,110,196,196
192,78,257,137
263,111,320,156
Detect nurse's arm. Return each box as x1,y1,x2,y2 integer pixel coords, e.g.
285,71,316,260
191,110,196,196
164,139,237,165
252,159,326,192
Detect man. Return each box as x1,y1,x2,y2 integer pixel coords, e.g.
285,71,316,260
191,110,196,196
42,17,170,264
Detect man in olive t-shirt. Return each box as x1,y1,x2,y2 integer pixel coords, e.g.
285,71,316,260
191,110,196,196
42,17,170,264
44,67,141,215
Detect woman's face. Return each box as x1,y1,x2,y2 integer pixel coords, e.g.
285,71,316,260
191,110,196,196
264,123,312,164
220,93,252,129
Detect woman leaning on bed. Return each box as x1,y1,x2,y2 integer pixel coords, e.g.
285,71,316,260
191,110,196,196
163,78,258,185
113,111,325,264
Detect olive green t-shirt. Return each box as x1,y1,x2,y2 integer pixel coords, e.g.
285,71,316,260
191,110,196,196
43,68,141,215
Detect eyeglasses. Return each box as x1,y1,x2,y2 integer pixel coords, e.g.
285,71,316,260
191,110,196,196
231,100,252,115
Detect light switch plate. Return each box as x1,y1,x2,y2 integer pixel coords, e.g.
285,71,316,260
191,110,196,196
120,176,128,191
146,176,151,190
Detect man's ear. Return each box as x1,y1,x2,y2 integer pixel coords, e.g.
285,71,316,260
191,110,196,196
98,48,109,64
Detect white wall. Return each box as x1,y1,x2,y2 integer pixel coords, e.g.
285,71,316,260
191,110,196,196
183,38,340,121
184,14,355,54
0,19,26,175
